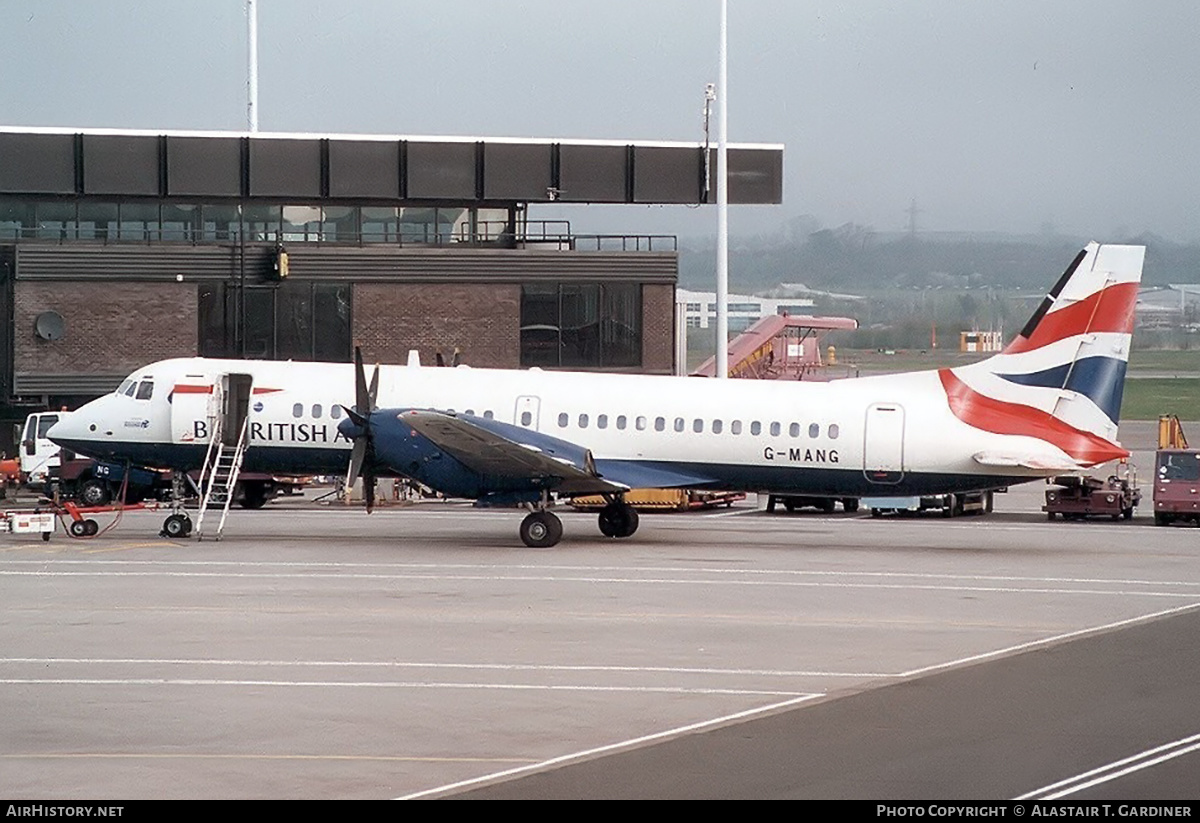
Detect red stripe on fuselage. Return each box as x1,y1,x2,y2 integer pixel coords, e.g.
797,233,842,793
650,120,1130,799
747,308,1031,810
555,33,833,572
938,369,1128,464
1004,281,1138,354
173,384,213,394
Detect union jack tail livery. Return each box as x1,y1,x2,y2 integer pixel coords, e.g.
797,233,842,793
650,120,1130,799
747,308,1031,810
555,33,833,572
941,242,1145,470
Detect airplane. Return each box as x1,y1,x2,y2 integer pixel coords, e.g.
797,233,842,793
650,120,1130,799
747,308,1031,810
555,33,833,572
48,241,1145,547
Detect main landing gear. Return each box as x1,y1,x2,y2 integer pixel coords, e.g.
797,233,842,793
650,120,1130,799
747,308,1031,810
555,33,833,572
598,500,639,539
517,495,640,548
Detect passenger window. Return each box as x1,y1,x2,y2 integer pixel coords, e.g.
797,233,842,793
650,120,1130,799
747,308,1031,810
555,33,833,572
483,410,494,420
331,405,342,419
292,403,303,418
579,413,589,428
598,414,608,430
731,420,742,435
674,417,685,433
312,404,322,418
829,424,840,439
770,422,781,436
558,412,569,428
465,409,474,416
616,415,627,430
751,421,762,436
636,416,647,431
789,423,800,437
136,381,154,400
712,419,723,434
521,411,532,426
809,423,820,438
692,419,703,433
654,417,665,432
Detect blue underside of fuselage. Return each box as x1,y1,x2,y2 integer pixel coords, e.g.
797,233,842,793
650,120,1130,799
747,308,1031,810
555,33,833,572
54,438,1028,499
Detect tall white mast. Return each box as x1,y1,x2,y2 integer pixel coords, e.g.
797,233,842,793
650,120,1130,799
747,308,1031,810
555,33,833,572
247,0,259,132
715,0,729,378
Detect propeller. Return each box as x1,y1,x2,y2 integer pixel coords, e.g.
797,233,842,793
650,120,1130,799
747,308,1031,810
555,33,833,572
340,346,381,513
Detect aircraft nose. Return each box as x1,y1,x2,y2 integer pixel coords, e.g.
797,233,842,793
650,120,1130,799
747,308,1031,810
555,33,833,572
48,398,112,447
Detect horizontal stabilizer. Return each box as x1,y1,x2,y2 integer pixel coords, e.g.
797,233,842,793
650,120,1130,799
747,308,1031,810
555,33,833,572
972,450,1087,472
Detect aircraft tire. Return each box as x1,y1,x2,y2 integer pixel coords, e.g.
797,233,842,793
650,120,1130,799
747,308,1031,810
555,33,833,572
598,503,638,538
520,511,562,548
162,513,191,539
616,506,639,538
239,481,269,509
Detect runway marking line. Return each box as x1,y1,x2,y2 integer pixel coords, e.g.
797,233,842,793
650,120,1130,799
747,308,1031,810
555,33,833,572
398,693,825,799
0,677,810,697
901,601,1200,678
1,752,532,765
1015,731,1200,799
4,564,1200,599
0,657,890,679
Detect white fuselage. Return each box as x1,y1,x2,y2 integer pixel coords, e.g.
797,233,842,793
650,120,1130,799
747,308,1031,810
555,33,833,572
49,356,1070,498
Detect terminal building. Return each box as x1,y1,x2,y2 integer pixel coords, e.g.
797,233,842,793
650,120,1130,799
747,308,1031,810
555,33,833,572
0,126,783,451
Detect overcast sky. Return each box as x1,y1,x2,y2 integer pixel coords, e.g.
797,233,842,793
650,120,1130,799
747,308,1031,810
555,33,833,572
2,1,1197,241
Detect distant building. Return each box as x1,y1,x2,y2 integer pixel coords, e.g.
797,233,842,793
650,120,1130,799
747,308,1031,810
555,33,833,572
677,288,815,332
959,330,1003,353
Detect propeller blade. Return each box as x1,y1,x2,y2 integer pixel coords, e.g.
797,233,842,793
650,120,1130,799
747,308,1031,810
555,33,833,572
345,345,381,514
367,363,379,412
363,470,377,515
354,346,370,415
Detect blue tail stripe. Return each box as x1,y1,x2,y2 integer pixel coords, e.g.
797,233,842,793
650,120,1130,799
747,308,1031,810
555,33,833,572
998,356,1127,423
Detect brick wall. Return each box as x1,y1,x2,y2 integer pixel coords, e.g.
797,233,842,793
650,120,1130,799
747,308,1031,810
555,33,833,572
353,282,521,368
14,281,198,374
641,283,676,374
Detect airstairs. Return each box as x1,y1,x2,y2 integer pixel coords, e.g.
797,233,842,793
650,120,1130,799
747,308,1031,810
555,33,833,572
194,380,250,541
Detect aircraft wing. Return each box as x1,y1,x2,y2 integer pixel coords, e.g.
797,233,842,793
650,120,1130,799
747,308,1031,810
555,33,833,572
399,410,630,496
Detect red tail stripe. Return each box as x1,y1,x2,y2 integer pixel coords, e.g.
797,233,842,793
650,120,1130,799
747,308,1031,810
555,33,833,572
939,369,1128,464
1004,281,1138,354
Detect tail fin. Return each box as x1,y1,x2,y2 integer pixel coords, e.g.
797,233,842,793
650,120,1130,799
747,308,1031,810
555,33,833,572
940,242,1145,466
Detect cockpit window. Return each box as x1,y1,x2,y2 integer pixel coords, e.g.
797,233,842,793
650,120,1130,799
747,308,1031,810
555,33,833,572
136,381,154,400
117,379,135,396
122,382,137,397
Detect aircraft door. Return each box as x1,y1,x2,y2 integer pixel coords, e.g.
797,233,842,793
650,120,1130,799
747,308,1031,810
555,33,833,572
514,395,540,430
171,380,217,446
221,373,254,446
863,403,905,484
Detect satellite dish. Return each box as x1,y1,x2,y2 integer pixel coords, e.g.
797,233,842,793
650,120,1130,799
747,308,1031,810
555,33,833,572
34,311,65,341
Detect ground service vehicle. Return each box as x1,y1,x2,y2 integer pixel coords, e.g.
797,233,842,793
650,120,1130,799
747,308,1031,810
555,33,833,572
1044,473,1139,521
864,490,993,517
1154,416,1199,526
